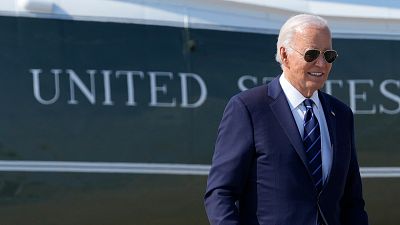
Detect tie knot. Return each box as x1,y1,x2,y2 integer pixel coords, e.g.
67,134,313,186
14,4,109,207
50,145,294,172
303,99,314,109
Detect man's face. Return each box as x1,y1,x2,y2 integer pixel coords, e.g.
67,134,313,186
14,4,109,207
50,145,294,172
282,26,333,97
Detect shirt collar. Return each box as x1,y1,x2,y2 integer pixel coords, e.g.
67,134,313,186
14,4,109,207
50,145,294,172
279,73,320,111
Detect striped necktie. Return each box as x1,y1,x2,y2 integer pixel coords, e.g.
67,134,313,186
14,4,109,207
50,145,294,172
303,99,323,193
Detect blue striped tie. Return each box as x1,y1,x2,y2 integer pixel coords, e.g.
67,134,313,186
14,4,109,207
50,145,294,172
303,99,323,193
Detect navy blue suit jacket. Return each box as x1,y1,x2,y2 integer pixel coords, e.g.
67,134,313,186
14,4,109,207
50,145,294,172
205,76,368,225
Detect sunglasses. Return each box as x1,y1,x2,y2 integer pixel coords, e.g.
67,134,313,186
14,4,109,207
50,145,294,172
289,47,338,63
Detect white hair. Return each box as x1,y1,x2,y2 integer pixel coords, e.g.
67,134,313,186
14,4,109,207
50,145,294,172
275,14,331,64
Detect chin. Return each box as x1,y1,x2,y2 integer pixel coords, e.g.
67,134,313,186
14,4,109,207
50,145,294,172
306,83,324,93
308,78,326,88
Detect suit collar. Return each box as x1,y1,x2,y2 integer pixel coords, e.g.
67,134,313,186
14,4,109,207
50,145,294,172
267,75,283,100
268,76,337,147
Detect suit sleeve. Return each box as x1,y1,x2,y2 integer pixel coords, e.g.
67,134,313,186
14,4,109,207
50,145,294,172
340,111,369,225
204,95,255,225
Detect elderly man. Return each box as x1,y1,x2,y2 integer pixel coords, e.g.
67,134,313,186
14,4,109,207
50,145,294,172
204,14,369,225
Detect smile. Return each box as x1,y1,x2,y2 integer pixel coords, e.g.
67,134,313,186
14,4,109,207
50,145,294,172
308,72,324,77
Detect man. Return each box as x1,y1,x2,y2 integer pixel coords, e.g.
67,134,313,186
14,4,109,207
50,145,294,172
204,14,369,225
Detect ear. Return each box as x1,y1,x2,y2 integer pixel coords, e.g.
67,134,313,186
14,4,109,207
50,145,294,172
280,46,289,67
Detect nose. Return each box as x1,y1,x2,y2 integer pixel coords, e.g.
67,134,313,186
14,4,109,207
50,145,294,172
314,54,327,67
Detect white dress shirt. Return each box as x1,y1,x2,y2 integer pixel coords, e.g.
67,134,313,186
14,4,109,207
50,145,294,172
279,74,332,183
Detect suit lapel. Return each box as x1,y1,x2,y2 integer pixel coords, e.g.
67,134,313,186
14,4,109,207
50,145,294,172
318,92,338,188
267,77,313,177
318,92,337,151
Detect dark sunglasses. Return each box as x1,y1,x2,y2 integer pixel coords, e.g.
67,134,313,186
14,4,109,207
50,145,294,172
290,47,338,63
